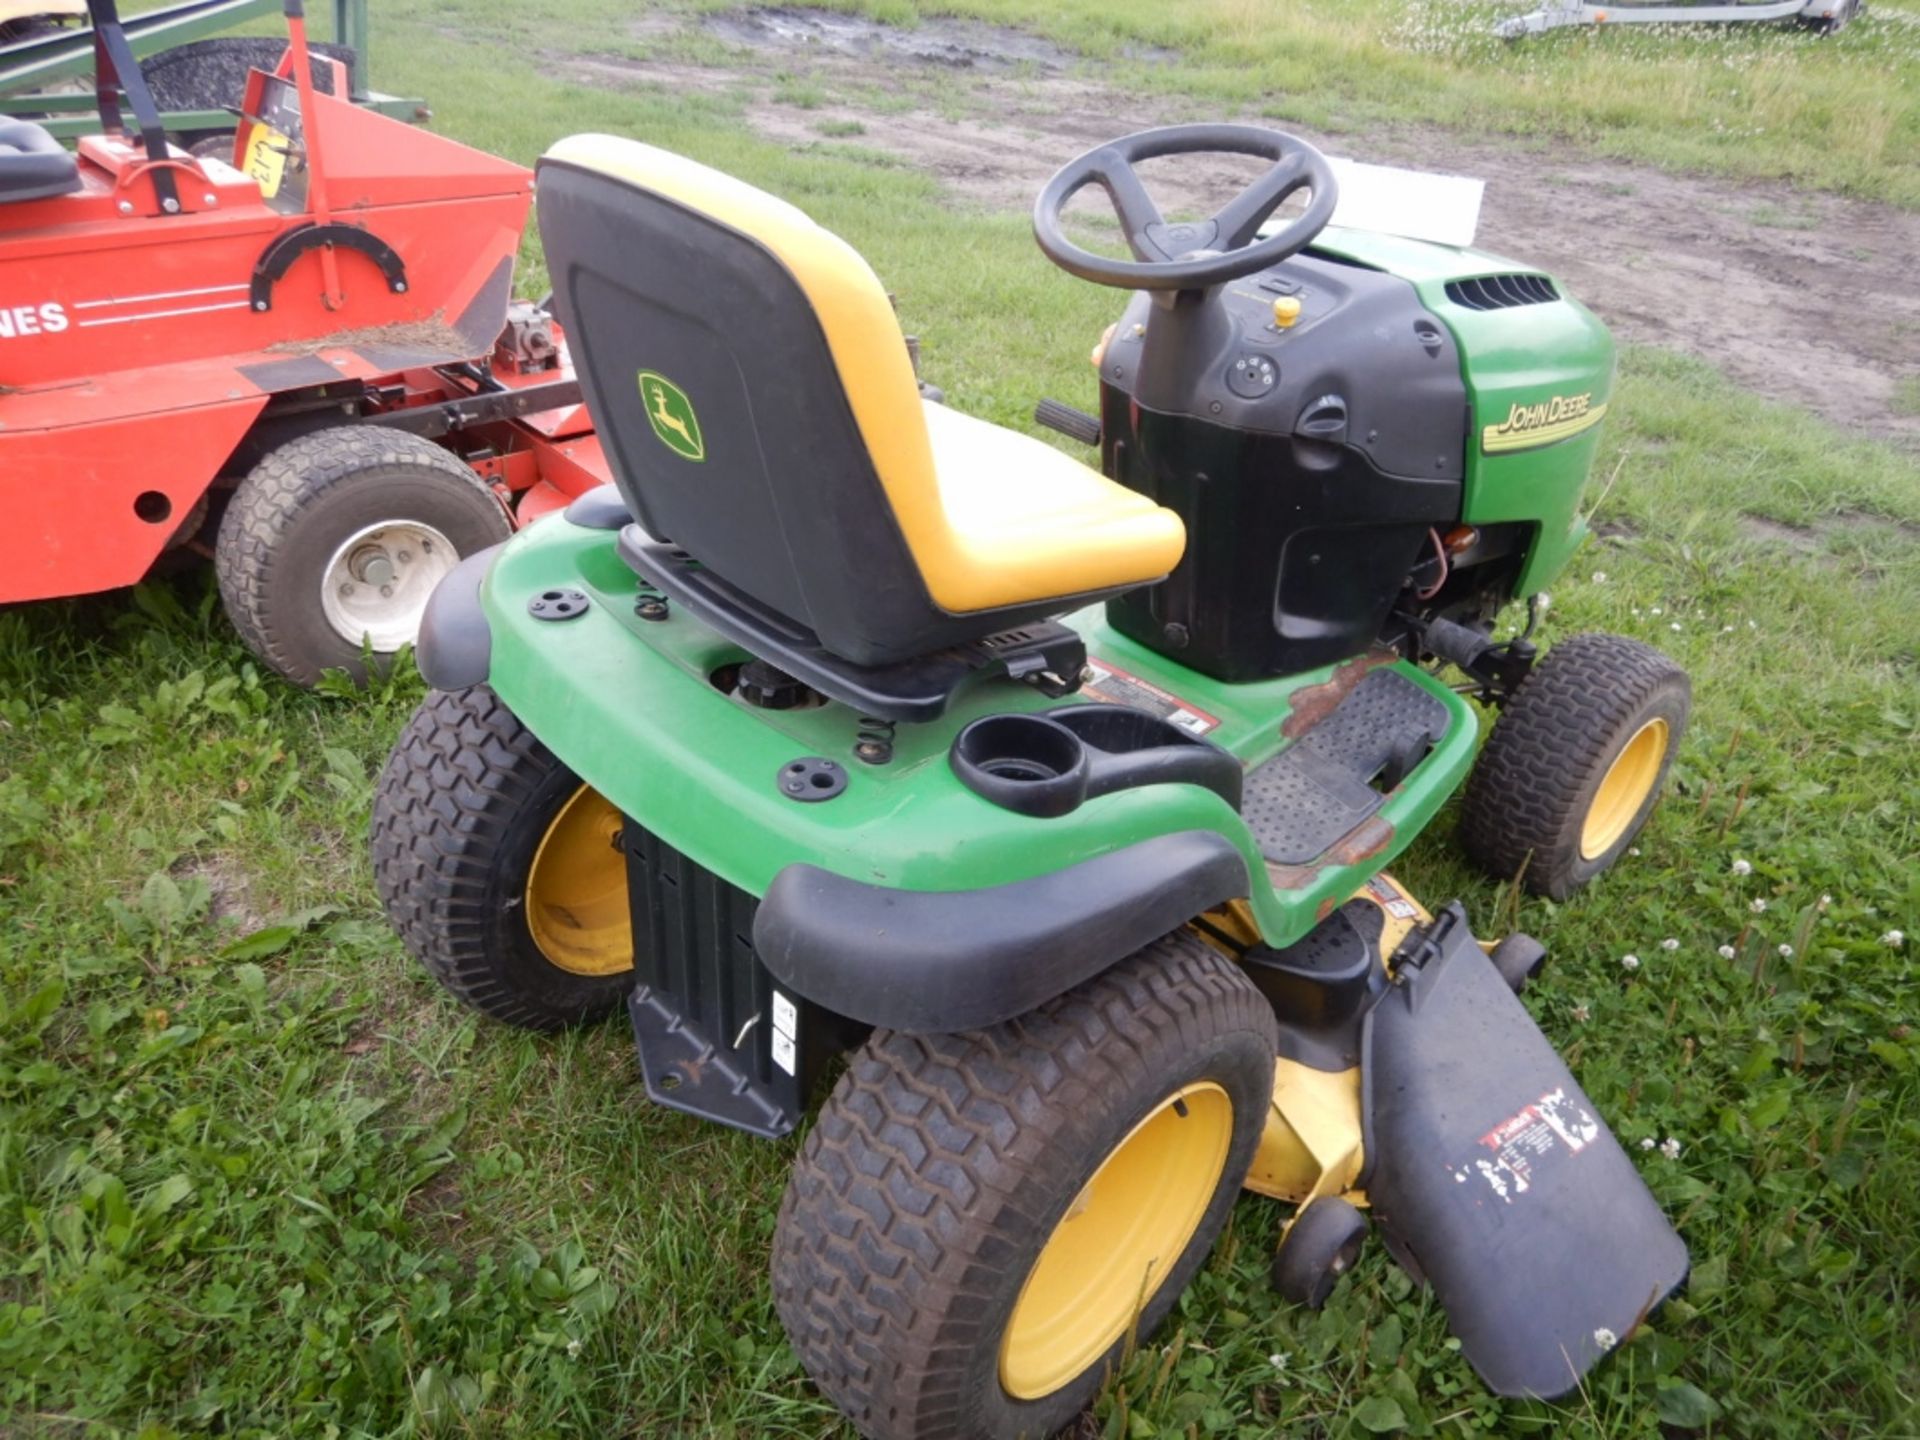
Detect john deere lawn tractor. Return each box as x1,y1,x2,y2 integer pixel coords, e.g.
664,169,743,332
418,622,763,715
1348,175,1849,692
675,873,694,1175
373,124,1693,1439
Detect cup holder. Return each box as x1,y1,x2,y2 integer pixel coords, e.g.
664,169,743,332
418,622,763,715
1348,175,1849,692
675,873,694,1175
951,705,1242,819
951,714,1090,818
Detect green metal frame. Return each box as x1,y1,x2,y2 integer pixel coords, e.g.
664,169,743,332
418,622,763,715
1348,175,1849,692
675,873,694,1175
458,236,1618,951
0,0,419,137
473,514,1481,951
1314,228,1617,597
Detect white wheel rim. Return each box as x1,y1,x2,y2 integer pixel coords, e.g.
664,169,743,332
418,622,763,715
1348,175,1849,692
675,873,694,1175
319,520,459,651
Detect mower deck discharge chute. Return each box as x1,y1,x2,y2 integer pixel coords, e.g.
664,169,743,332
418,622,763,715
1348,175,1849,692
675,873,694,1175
376,125,1694,1437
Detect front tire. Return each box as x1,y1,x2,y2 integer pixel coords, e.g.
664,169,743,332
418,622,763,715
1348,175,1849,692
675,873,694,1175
216,427,511,687
772,932,1276,1440
1459,632,1689,900
371,685,633,1030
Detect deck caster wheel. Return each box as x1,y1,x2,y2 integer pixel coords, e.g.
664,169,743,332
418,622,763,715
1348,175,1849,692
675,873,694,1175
216,426,511,686
371,685,634,1030
1458,632,1689,900
772,933,1276,1440
1272,1196,1369,1309
1490,933,1547,995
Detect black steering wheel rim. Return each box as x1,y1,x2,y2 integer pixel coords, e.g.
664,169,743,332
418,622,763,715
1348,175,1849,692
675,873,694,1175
1032,122,1339,291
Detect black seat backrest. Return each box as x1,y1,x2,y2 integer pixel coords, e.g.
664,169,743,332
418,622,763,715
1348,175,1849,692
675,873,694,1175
536,134,967,668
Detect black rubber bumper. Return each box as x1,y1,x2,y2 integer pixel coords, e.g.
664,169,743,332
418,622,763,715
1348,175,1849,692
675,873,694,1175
751,830,1250,1033
415,542,501,690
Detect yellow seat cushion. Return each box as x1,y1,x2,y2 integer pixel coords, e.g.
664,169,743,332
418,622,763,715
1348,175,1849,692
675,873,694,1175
543,134,1185,615
920,400,1185,611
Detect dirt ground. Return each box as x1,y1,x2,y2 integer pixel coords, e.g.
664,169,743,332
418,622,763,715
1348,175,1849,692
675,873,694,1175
575,7,1920,447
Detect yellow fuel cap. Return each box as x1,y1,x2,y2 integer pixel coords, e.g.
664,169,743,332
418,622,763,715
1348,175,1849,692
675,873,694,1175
1271,295,1303,329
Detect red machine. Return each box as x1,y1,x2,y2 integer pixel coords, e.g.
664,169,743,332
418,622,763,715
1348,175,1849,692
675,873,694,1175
0,0,610,684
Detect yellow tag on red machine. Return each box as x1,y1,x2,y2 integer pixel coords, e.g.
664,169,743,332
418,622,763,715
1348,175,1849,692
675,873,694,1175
242,123,289,199
1080,658,1221,736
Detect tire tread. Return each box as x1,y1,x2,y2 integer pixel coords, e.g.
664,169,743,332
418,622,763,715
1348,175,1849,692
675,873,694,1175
772,933,1275,1440
370,685,623,1030
1459,631,1688,898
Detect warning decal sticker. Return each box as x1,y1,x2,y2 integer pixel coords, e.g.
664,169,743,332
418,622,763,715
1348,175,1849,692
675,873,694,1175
1080,658,1222,736
1449,1087,1602,1204
1364,874,1419,921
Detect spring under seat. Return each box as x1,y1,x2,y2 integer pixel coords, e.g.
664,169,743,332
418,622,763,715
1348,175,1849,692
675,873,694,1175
1242,667,1452,865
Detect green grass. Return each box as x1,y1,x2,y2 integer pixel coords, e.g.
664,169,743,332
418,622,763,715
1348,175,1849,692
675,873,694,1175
5,2,1920,1436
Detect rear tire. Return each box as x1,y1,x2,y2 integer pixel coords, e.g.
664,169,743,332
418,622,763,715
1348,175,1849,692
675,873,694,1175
216,427,510,686
371,685,633,1030
1459,632,1689,900
772,932,1276,1440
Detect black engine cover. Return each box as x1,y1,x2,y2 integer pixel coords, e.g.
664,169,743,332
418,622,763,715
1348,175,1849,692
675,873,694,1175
1097,252,1468,681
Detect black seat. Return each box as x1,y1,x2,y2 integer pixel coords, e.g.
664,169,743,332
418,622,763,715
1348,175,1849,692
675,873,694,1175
0,119,81,204
534,135,1186,675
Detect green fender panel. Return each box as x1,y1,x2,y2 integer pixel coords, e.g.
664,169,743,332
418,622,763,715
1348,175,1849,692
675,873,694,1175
470,511,1478,950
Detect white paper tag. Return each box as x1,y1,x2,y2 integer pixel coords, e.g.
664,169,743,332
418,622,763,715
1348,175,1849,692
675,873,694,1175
1325,158,1485,249
772,990,797,1039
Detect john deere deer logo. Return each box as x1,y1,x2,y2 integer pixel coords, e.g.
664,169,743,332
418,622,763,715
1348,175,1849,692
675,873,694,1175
638,370,705,462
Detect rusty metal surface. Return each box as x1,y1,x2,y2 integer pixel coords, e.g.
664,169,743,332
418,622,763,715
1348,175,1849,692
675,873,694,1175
1278,647,1399,740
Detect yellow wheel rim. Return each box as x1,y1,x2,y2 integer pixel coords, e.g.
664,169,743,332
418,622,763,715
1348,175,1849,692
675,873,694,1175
999,1082,1233,1401
1580,717,1670,861
525,785,633,977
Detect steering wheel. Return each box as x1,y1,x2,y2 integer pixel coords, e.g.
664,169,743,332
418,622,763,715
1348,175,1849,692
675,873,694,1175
1032,123,1339,291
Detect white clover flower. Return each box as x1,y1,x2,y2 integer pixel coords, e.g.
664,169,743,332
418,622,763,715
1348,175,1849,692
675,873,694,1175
1717,944,1737,960
1572,1003,1591,1023
567,1338,583,1359
1731,858,1752,876
1621,953,1641,972
1660,1138,1683,1160
1778,944,1794,959
1651,606,1663,616
1747,619,1757,629
1661,938,1680,952
1751,898,1769,914
1592,571,1608,583
1820,895,1833,909
1593,1327,1619,1351
1884,930,1906,949
1670,622,1682,632
1629,846,1642,857
1268,1352,1289,1370
1639,1137,1655,1150
1723,624,1736,633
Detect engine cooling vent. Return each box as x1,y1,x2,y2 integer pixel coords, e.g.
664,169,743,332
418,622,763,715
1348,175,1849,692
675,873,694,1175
1445,273,1560,311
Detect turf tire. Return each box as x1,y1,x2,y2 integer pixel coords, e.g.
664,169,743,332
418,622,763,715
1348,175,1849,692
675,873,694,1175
371,685,631,1030
216,426,510,686
1459,631,1689,900
771,931,1276,1440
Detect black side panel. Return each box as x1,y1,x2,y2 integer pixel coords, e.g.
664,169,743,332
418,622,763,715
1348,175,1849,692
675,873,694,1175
1096,253,1467,681
1101,406,1458,681
623,820,853,1138
1362,906,1688,1398
753,831,1250,1033
536,159,950,668
414,543,498,690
